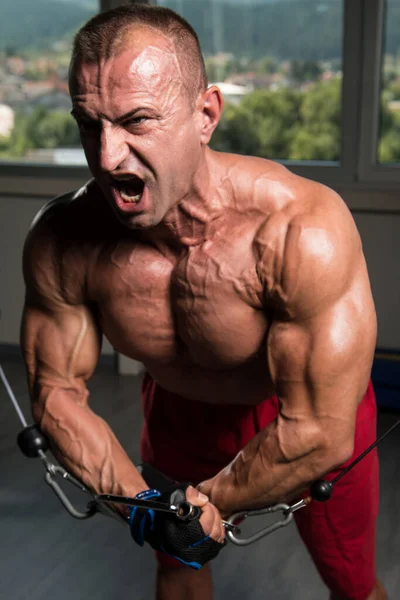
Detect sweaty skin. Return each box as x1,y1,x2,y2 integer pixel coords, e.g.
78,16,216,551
21,30,376,540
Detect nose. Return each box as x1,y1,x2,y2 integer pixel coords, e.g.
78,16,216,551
99,124,130,173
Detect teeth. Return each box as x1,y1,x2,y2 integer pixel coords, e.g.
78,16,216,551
120,189,142,203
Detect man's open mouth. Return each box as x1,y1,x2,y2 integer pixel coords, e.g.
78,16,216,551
114,176,145,204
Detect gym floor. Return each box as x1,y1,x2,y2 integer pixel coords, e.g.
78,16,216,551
1,355,399,600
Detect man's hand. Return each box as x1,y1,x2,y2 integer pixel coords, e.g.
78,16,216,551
186,485,226,543
198,467,238,518
129,484,226,569
137,462,226,540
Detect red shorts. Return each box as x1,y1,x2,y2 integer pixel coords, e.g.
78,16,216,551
140,374,379,600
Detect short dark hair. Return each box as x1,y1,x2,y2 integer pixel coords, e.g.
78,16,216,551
69,4,208,104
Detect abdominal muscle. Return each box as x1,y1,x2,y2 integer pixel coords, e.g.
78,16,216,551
142,350,276,406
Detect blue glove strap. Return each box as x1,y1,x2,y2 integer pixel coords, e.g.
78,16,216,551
135,489,162,501
128,489,162,546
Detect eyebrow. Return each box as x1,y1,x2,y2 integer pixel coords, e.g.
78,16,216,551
70,107,149,124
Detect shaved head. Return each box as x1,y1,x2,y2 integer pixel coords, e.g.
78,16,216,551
69,4,208,107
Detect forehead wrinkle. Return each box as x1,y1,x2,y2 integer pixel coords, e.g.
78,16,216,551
119,25,182,72
72,41,189,121
127,45,182,89
118,46,187,116
118,26,192,98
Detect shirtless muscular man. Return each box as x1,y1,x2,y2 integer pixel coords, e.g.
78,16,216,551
20,5,386,600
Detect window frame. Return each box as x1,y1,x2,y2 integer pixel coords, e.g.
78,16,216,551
282,0,363,186
1,0,400,202
358,0,400,183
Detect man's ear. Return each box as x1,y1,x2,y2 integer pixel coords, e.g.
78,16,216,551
199,86,224,144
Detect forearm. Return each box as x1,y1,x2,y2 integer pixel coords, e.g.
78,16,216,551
201,418,348,515
33,383,147,514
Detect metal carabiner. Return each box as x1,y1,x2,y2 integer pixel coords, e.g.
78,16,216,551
226,503,293,546
41,459,127,522
43,465,96,520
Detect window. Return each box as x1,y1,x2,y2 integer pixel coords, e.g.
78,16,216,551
159,0,344,164
357,0,400,183
378,0,400,164
1,0,400,201
0,0,98,167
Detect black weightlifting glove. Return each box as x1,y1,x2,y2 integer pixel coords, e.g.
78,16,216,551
128,465,226,569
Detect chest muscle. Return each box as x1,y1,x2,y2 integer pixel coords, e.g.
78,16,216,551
89,237,267,368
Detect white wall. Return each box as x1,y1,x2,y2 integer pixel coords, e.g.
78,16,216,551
354,212,400,350
1,193,399,352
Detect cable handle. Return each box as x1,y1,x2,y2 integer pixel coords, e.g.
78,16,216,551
175,501,202,521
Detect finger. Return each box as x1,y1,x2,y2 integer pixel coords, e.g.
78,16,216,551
185,486,225,543
199,502,225,544
185,485,209,507
209,504,225,544
197,479,212,497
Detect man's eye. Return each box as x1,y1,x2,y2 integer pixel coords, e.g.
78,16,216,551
125,116,148,127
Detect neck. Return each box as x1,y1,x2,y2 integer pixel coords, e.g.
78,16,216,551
143,148,225,250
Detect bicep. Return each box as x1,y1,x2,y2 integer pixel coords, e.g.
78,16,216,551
20,220,101,409
266,290,376,459
21,301,101,391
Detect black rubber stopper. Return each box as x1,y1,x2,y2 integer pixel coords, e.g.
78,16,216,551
310,479,333,502
17,424,49,458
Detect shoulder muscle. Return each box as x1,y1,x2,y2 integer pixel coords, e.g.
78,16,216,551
255,183,364,319
23,184,92,308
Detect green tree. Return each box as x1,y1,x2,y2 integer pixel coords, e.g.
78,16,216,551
290,60,323,84
5,113,35,157
378,91,400,163
289,78,341,160
3,106,80,158
211,87,302,159
0,135,11,156
385,79,400,101
378,129,400,163
212,80,341,161
255,56,278,76
33,110,80,149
